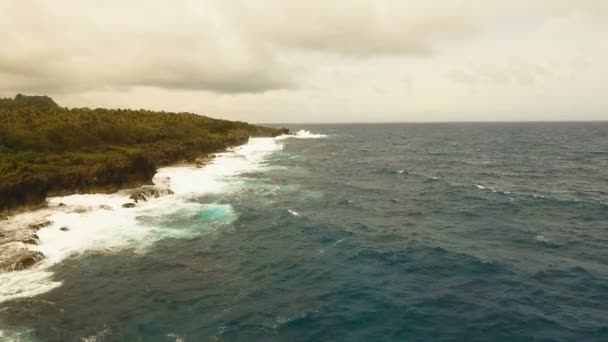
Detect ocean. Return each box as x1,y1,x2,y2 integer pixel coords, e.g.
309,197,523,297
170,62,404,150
1,123,607,341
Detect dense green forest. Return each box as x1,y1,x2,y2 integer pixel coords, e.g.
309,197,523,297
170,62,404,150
0,94,287,211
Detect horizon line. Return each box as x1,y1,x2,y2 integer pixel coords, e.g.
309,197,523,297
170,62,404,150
256,119,608,125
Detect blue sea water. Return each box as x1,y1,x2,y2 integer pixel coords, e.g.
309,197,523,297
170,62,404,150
1,123,608,341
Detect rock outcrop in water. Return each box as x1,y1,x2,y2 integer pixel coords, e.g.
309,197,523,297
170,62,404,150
0,219,52,272
0,244,45,272
128,186,175,203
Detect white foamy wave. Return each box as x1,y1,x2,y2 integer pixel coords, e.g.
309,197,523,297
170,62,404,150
80,325,112,342
0,137,284,303
0,326,36,341
155,137,283,195
472,184,513,195
288,209,300,217
167,333,185,342
0,269,62,304
278,130,328,139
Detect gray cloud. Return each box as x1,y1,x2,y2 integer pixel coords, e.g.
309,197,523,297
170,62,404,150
447,58,556,87
224,1,488,57
0,0,295,94
445,54,597,89
0,0,494,95
0,0,606,122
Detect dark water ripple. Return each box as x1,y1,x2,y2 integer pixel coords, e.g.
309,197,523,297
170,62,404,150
2,122,608,341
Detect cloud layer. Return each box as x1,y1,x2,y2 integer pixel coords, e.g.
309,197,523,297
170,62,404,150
0,0,606,121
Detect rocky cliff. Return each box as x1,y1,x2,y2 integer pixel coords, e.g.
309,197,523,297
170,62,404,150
0,95,287,213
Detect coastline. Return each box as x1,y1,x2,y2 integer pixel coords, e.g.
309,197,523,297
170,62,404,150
0,130,330,304
1,151,221,218
0,133,289,275
0,133,288,215
0,94,289,214
0,135,290,303
0,155,207,275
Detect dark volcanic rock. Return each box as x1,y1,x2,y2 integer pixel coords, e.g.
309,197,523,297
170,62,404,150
0,215,54,273
128,186,174,203
0,243,45,272
0,154,158,212
22,234,40,244
60,226,69,231
122,203,136,208
274,128,290,136
28,220,53,230
0,175,49,213
195,155,214,168
99,205,113,210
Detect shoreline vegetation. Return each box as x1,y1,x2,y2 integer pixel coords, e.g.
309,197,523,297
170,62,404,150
0,94,288,214
0,94,288,274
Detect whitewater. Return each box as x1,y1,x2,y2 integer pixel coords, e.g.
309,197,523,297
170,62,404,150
4,123,605,341
0,130,324,305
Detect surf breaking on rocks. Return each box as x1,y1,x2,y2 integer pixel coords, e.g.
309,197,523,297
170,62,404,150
0,132,327,304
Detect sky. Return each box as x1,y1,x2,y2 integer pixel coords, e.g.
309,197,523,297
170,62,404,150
0,0,606,123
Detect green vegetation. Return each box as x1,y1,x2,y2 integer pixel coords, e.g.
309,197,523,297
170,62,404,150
0,94,287,211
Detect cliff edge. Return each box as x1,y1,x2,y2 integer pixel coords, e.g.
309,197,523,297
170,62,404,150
0,94,288,212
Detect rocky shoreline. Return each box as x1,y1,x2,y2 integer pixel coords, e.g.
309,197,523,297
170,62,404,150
0,94,290,281
0,131,294,276
0,154,224,219
0,94,289,214
0,183,179,275
0,217,50,273
0,141,239,214
0,135,293,276
0,150,229,275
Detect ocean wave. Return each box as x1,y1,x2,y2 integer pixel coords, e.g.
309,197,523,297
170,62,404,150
373,168,410,175
469,183,607,207
279,130,328,139
80,325,112,342
472,184,512,195
0,326,36,341
265,311,314,330
0,137,285,303
332,239,345,247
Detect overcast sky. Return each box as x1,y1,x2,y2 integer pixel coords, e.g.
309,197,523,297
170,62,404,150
1,1,606,123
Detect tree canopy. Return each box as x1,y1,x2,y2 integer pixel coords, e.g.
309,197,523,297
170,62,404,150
0,94,285,210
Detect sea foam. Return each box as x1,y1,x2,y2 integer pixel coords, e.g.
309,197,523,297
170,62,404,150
279,130,328,139
0,137,283,303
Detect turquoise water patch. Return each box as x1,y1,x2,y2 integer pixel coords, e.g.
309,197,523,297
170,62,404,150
6,124,608,341
136,202,237,234
197,203,236,223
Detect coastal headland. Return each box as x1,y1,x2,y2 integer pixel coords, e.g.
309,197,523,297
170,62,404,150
0,94,287,213
0,94,287,274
